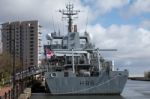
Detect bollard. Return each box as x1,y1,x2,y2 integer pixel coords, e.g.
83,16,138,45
8,90,11,99
4,92,7,99
11,89,13,99
16,85,19,98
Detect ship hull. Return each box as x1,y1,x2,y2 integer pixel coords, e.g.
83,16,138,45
45,71,128,95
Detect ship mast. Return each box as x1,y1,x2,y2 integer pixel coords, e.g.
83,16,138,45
59,3,80,32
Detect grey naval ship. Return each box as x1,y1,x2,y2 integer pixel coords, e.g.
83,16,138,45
44,3,128,95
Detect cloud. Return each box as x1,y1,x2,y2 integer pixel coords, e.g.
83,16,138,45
140,20,150,30
97,0,129,13
128,0,150,16
85,23,150,72
82,0,129,15
0,0,91,30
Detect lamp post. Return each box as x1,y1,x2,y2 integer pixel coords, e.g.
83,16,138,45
0,25,16,99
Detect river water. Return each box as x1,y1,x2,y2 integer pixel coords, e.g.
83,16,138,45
31,80,150,99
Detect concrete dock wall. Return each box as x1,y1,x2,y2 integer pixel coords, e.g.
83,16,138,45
18,88,31,99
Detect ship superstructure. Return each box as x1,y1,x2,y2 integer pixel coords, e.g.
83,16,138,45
44,3,128,95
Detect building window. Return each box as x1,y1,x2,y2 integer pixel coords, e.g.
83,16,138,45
30,41,34,43
30,37,34,40
30,56,34,58
30,34,34,36
30,48,34,50
30,27,34,29
30,59,34,61
30,45,34,47
30,30,34,32
30,63,34,65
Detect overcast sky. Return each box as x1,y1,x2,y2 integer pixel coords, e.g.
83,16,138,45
0,0,150,76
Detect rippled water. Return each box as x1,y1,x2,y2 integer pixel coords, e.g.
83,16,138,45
31,80,150,99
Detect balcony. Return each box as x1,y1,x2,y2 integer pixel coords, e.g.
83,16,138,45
39,32,42,34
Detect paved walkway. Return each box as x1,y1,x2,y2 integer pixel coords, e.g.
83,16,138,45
0,87,11,97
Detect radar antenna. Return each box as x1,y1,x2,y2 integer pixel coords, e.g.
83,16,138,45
59,3,80,32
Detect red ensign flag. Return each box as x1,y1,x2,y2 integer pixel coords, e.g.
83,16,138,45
46,48,54,59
